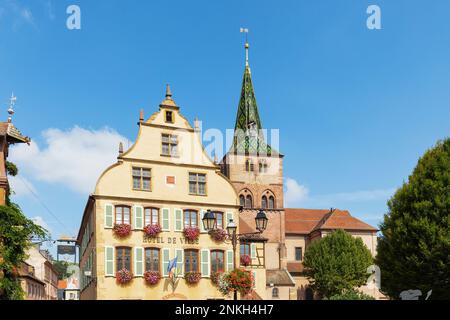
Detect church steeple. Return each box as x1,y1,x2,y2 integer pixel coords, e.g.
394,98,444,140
231,31,274,156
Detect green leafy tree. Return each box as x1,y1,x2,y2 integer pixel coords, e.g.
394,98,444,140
53,260,75,280
303,229,373,298
327,289,375,300
376,139,450,300
0,162,48,300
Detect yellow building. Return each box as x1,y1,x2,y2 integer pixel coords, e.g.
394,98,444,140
77,87,266,300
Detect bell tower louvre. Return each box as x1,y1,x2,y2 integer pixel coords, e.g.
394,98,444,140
220,36,287,271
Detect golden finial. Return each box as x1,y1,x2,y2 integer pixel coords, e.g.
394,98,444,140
165,84,172,100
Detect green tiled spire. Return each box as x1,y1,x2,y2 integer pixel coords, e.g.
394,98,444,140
231,43,276,156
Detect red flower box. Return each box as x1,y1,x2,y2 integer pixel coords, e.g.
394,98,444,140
210,228,227,242
144,224,162,237
116,268,133,284
113,223,131,238
183,227,200,241
144,271,161,285
184,272,201,284
240,254,251,266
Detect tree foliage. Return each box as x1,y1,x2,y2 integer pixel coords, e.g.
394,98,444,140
303,229,373,298
327,289,375,300
0,202,48,300
376,139,450,300
53,260,75,280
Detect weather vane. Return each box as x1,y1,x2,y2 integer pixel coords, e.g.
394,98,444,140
240,27,249,66
7,92,17,122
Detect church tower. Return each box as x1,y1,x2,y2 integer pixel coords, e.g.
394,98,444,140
221,36,287,270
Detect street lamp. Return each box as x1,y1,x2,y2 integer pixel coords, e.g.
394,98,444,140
255,210,268,233
226,219,237,236
202,209,268,300
202,209,216,231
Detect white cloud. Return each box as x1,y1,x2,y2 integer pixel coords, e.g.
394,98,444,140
284,177,395,209
9,175,37,198
312,188,396,204
284,177,309,206
10,126,131,194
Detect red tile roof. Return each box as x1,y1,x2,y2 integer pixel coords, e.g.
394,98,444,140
286,208,377,234
58,280,67,289
287,262,305,273
285,209,329,234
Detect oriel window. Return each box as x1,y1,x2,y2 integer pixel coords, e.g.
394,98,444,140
132,167,151,191
116,247,132,271
115,206,131,225
189,173,206,195
162,134,178,156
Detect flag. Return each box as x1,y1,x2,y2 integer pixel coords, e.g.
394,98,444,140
167,256,178,279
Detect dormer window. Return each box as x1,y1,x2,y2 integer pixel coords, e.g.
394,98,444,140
165,111,174,123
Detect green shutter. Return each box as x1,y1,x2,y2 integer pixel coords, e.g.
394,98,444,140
162,248,170,277
225,212,233,228
226,250,234,271
104,204,113,228
199,210,206,233
251,243,257,259
175,248,184,276
252,271,256,288
174,209,182,232
134,206,143,230
200,249,210,277
134,247,144,276
162,208,170,231
105,246,114,276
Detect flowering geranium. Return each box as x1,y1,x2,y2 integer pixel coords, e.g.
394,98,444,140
184,272,201,284
116,268,133,284
225,268,254,295
240,254,251,267
217,272,231,296
144,224,162,237
113,223,131,238
183,227,200,241
144,271,161,285
211,271,224,285
210,228,227,242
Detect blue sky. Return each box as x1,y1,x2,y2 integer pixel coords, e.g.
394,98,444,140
1,0,449,243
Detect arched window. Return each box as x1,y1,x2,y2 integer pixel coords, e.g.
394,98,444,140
239,195,245,207
261,196,267,209
268,196,275,209
245,195,253,208
272,287,279,298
